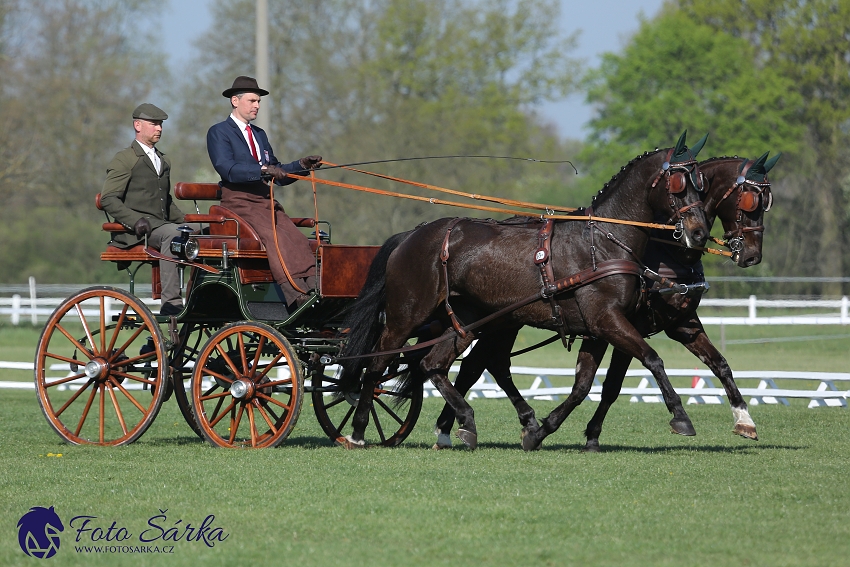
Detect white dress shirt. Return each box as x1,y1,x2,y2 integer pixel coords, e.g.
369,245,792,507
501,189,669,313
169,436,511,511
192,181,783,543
230,113,262,164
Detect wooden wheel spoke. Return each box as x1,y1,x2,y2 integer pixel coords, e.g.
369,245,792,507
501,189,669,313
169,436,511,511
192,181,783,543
200,390,232,402
214,342,242,380
43,372,87,388
254,401,278,433
43,351,88,368
370,405,387,443
337,405,356,431
237,333,249,378
247,404,258,446
106,384,129,436
228,404,245,444
111,350,158,367
250,335,266,379
374,388,411,399
112,323,147,361
373,396,405,425
75,303,99,357
106,304,129,353
209,398,238,428
72,383,98,436
107,377,147,413
258,378,292,389
255,391,292,411
201,367,235,385
55,379,94,417
254,353,284,382
321,396,346,410
111,370,157,386
99,384,106,443
54,323,94,359
258,399,281,424
99,297,106,354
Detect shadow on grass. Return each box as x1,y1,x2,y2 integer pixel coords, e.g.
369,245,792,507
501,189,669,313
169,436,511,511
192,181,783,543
141,434,340,448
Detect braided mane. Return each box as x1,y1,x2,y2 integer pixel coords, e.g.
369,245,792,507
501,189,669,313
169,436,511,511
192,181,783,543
588,148,664,209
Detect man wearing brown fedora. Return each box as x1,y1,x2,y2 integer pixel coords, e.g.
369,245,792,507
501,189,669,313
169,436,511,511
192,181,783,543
102,103,189,316
207,76,321,310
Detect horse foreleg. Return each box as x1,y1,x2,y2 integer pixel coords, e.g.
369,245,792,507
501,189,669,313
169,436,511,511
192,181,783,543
604,322,695,437
522,339,609,451
583,345,629,453
665,319,757,440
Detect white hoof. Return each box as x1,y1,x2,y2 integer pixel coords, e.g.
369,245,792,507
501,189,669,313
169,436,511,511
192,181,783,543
432,432,453,450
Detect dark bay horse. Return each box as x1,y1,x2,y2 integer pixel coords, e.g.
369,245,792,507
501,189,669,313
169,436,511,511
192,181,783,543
336,135,711,448
433,152,780,451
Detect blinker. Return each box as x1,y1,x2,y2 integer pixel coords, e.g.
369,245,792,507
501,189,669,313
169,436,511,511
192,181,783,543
738,190,760,212
668,171,687,194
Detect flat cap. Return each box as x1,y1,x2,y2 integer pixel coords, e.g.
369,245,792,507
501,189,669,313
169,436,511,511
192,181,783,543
132,103,168,121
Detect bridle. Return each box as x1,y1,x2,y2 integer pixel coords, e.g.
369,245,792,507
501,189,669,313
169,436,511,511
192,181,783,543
711,159,771,253
651,148,705,241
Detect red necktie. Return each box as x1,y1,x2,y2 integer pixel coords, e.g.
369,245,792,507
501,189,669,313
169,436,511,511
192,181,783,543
245,125,260,162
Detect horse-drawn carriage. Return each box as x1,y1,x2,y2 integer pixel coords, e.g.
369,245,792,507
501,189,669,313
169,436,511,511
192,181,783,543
34,133,779,451
34,182,423,448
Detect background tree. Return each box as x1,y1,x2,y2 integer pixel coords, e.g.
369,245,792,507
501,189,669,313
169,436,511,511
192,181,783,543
0,0,166,283
678,0,850,293
170,0,583,244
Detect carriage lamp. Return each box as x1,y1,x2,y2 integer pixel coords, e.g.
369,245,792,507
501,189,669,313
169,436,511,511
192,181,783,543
309,229,330,244
170,226,200,261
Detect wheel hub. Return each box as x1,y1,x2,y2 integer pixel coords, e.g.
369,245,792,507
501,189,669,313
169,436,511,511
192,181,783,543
84,359,109,381
230,379,255,400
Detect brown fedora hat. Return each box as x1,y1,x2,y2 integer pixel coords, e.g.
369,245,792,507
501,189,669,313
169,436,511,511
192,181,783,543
222,75,269,98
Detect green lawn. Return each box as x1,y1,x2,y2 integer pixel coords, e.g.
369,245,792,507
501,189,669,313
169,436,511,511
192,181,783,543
1,391,848,566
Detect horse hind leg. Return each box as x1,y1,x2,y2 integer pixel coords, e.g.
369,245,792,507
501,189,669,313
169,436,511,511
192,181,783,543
522,339,609,451
421,331,479,449
583,345,628,453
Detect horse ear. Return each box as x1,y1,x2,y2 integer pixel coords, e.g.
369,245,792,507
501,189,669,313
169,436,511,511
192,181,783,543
754,151,769,168
764,152,782,172
690,133,709,157
673,130,688,155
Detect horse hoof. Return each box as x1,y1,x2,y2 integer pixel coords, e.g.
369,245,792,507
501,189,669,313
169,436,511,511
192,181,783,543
455,429,477,450
432,432,453,450
734,423,759,440
583,440,601,453
670,418,696,436
520,429,541,452
342,435,366,449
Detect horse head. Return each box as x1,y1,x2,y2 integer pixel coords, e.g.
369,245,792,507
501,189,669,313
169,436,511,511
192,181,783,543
645,131,710,249
702,152,780,267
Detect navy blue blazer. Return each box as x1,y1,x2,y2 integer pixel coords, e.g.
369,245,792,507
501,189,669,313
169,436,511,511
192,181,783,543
206,117,304,187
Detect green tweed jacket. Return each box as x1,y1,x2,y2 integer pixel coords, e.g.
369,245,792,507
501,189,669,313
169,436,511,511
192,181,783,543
100,140,185,248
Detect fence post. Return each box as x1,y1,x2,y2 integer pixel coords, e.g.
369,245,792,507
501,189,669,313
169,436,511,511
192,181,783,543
842,296,848,325
748,294,757,324
28,276,37,325
11,294,21,325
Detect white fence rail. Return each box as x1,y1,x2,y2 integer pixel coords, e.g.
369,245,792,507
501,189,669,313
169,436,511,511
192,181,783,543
3,361,846,409
1,288,846,326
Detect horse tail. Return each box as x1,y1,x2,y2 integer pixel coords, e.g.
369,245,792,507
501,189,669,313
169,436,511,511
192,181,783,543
337,230,412,392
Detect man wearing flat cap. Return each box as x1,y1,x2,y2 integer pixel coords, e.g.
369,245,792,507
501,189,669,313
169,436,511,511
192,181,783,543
101,103,188,316
207,76,322,309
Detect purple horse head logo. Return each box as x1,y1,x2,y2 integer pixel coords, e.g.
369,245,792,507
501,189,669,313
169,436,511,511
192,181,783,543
17,506,64,559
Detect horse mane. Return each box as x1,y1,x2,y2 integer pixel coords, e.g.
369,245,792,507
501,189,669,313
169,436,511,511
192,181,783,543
589,148,665,209
699,155,742,165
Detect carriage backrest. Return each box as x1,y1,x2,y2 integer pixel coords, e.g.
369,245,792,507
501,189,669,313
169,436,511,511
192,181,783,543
173,183,222,200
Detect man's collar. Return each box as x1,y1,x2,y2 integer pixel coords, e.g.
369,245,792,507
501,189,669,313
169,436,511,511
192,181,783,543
230,113,252,130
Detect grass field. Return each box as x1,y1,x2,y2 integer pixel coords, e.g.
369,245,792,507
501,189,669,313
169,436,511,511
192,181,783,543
1,391,848,566
2,319,849,565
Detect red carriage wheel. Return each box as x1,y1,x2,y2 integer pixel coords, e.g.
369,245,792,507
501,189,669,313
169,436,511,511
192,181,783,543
311,354,423,447
191,322,303,448
34,286,169,445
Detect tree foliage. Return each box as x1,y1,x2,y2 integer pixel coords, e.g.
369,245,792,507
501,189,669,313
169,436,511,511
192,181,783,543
169,0,582,244
0,0,165,282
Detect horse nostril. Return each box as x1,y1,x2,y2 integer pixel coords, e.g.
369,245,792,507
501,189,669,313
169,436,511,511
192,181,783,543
744,254,761,267
693,229,706,244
